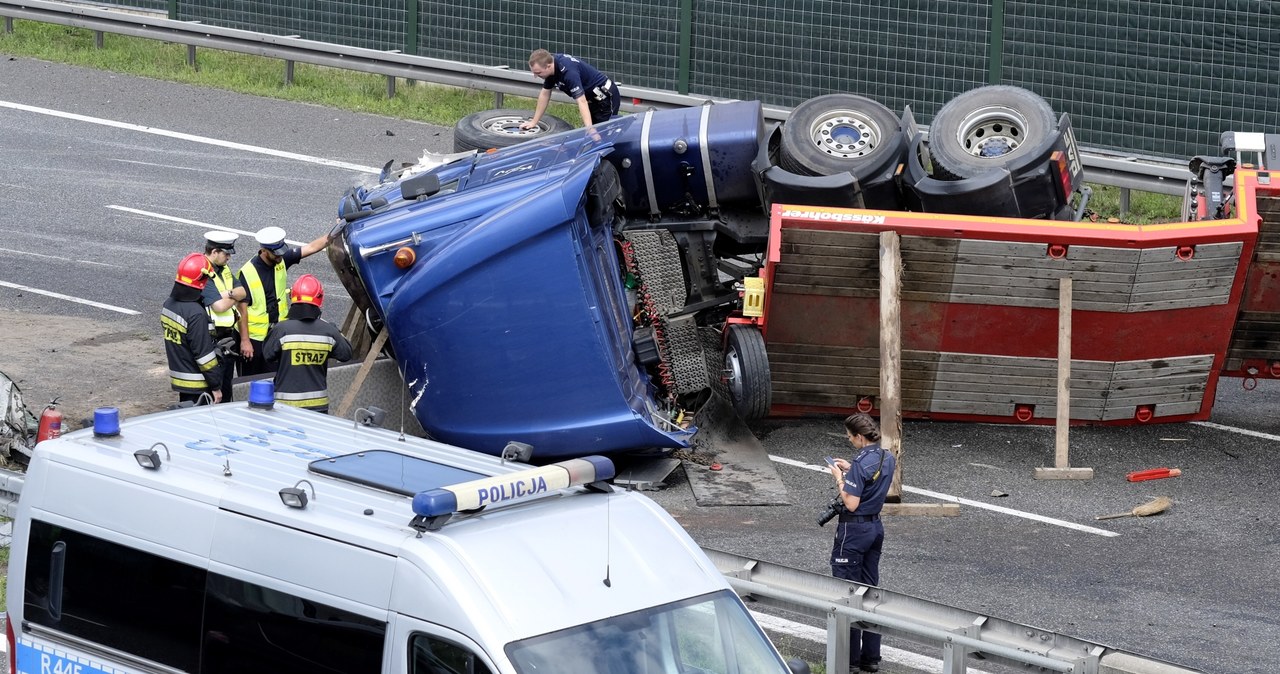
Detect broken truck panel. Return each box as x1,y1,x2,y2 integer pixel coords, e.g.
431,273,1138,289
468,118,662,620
762,172,1266,424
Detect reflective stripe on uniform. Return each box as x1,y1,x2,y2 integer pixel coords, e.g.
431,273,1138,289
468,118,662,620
169,370,208,389
276,390,329,408
195,349,219,371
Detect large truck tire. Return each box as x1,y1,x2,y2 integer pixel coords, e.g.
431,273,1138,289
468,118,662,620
724,324,771,421
453,109,573,152
778,93,905,181
928,86,1057,180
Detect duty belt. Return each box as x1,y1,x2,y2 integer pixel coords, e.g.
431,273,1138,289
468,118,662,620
838,513,880,523
592,78,614,101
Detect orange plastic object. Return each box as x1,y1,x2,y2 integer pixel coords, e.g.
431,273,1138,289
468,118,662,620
1126,467,1182,482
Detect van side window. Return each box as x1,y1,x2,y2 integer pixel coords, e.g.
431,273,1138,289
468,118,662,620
23,520,387,674
411,633,494,674
24,520,206,671
203,574,385,674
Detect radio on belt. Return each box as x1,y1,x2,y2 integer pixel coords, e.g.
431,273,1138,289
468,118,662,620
410,455,616,532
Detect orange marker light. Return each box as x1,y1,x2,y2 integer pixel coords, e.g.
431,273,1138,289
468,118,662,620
394,247,416,269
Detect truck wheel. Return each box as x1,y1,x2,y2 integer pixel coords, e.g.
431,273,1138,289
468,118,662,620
928,86,1057,180
453,109,573,152
778,94,905,180
724,324,771,421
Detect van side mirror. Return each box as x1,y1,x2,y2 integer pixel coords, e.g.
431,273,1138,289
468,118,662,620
786,659,811,674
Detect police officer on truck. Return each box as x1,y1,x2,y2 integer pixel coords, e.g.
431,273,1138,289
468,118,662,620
521,49,621,131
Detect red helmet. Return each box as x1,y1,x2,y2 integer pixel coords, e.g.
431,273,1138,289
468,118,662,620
290,274,324,308
175,252,212,289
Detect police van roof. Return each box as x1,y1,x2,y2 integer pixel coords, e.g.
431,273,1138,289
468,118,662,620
31,403,725,641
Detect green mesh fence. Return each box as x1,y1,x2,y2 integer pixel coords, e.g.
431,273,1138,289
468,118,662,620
176,0,405,52
1003,1,1280,158
163,0,1280,160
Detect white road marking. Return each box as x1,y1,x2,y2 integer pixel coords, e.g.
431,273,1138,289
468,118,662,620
0,100,381,174
0,247,115,267
105,206,305,246
0,280,140,315
770,455,1120,538
1191,420,1280,442
749,610,990,673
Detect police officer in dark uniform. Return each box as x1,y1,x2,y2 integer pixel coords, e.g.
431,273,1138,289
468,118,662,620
521,49,621,131
200,230,244,403
236,226,333,376
828,413,896,673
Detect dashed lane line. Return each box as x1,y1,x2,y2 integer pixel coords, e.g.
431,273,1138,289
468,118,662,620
0,280,140,315
0,100,381,175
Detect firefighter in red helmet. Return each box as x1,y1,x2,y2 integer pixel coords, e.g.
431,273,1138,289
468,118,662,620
262,274,353,413
162,253,225,405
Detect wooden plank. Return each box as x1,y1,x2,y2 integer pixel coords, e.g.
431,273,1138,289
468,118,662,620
880,231,904,502
1137,242,1242,262
1055,279,1072,469
332,327,390,419
772,283,879,298
774,264,880,281
882,502,960,516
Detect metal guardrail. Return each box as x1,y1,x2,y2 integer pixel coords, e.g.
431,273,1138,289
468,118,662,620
704,548,1203,674
0,0,1194,198
0,463,1200,674
0,466,23,519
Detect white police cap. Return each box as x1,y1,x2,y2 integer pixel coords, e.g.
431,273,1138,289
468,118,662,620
255,226,289,253
204,230,238,253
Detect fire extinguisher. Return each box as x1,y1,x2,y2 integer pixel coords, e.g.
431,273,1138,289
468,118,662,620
37,397,63,444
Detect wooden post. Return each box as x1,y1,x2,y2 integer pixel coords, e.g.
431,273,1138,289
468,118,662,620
879,231,903,501
1035,277,1094,480
333,328,390,419
879,231,960,516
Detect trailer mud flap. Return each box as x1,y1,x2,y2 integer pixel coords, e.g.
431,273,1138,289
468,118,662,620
682,394,790,506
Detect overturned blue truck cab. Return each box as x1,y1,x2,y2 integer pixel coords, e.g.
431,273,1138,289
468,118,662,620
329,90,1083,459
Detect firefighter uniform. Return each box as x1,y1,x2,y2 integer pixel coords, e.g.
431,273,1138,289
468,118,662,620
163,253,224,404
261,275,353,413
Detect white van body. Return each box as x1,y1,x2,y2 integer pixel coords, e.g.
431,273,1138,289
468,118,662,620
5,402,792,674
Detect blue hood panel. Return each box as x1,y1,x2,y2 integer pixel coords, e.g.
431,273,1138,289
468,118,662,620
346,155,694,458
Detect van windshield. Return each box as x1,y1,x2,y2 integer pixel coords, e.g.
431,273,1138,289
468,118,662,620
504,590,789,674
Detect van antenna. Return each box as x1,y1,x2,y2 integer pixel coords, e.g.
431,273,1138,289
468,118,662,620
198,390,231,460
398,377,407,442
603,486,613,587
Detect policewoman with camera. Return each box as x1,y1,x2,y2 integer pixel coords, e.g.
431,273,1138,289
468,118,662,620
825,413,896,673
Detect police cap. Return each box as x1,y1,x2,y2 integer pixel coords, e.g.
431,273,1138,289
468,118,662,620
255,226,289,254
204,230,237,253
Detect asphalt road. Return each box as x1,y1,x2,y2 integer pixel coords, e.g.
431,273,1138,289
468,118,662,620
2,58,1277,674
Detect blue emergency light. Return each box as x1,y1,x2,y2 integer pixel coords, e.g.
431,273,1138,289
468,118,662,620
411,455,615,528
93,407,121,437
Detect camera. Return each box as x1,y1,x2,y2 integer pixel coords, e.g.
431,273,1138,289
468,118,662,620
816,495,844,527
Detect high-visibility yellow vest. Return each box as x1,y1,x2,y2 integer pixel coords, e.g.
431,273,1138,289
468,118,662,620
207,263,238,329
240,258,289,340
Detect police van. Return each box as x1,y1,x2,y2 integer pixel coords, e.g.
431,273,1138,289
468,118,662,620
4,397,802,674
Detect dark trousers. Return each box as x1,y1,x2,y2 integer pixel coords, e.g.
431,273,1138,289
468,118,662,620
213,328,239,403
831,520,885,666
178,391,215,406
240,337,270,376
